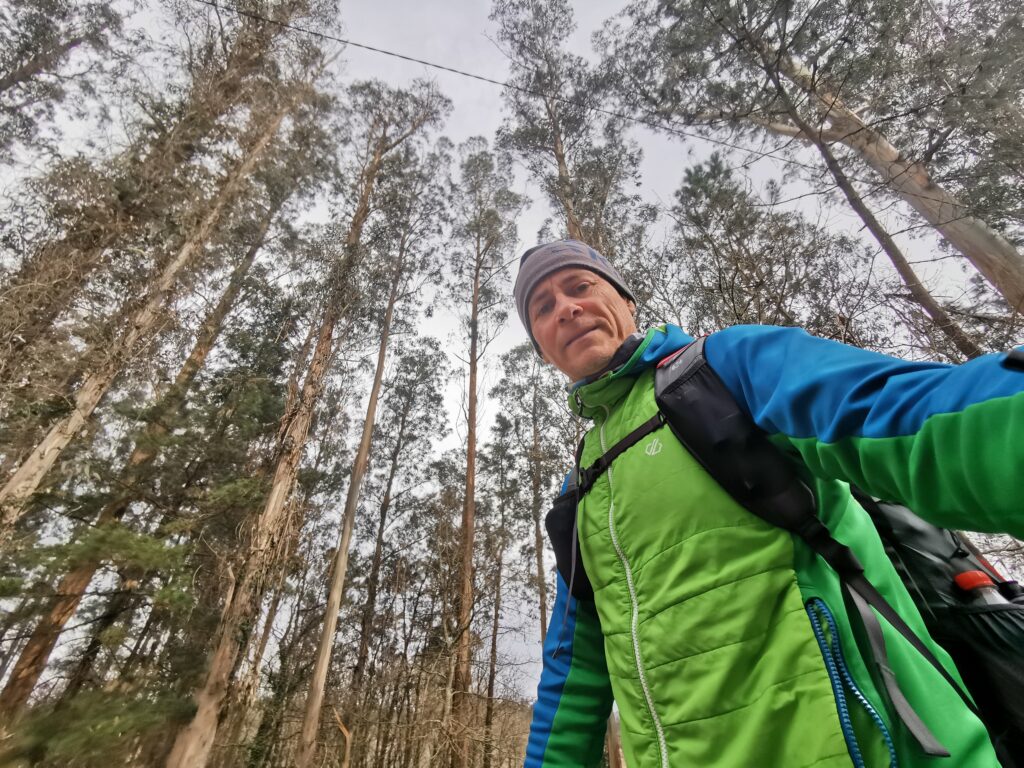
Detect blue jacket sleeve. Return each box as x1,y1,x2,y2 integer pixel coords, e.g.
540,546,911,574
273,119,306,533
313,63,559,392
703,325,1024,534
524,571,613,768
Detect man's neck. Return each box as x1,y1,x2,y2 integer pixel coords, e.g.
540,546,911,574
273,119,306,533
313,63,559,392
572,332,646,389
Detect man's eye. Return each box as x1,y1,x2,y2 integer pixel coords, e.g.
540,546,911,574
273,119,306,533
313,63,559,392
535,301,552,317
576,282,592,294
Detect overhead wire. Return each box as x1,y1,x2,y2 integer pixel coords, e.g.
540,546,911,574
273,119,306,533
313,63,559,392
184,0,989,229
184,0,824,174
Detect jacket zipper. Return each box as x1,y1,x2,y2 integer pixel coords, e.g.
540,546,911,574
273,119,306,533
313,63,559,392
598,402,670,767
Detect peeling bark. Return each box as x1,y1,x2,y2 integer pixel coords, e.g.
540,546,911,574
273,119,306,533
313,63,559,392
760,49,1024,312
0,102,293,541
295,242,402,768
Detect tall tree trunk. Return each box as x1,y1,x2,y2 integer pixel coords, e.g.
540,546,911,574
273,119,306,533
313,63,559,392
529,383,547,643
0,101,292,541
351,422,405,690
0,204,278,717
451,256,482,768
759,48,1024,313
165,313,328,768
58,571,141,702
0,597,34,681
295,254,402,768
371,677,402,768
544,98,584,242
1,569,125,719
761,59,985,360
482,538,505,768
118,594,161,680
213,532,294,768
241,563,288,698
165,128,392,768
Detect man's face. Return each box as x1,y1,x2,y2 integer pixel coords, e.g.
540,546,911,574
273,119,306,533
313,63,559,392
528,268,637,381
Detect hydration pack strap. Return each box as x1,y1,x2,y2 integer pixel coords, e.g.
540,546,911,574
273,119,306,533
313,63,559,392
554,397,670,635
846,575,959,756
1003,348,1024,371
576,412,666,497
653,337,975,757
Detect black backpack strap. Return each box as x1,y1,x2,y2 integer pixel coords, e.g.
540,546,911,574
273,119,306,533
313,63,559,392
1003,348,1024,371
654,337,974,757
577,412,666,496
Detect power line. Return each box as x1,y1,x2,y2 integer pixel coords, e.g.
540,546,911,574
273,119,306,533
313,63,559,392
184,0,993,229
184,0,823,173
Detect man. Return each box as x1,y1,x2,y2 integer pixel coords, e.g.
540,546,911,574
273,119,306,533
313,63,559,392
514,239,1023,767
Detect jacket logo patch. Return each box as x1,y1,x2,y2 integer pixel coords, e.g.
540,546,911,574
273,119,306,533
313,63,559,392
645,437,663,456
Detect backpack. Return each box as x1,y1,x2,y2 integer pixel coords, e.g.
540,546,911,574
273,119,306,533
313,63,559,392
546,337,1024,766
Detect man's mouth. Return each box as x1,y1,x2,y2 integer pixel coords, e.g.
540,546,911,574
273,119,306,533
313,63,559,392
566,327,599,349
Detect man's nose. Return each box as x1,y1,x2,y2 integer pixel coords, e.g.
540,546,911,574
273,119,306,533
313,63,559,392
555,294,582,322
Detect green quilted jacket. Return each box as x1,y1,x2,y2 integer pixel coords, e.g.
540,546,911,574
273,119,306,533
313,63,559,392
525,324,1023,767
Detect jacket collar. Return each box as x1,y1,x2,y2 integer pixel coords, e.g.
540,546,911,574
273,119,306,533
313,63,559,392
569,324,694,419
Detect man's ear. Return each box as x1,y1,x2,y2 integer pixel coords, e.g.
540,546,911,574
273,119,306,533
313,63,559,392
627,299,637,317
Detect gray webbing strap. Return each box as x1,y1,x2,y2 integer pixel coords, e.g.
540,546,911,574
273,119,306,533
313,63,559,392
847,586,951,757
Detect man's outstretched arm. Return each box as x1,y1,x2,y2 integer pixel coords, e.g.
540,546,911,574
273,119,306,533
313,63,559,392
525,571,613,768
704,325,1024,536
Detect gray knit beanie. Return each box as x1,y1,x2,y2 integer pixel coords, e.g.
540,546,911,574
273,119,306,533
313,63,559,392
513,239,635,354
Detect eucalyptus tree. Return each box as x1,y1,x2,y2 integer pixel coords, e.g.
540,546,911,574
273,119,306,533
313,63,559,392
352,338,450,682
0,82,339,721
493,0,655,258
0,73,321,543
342,336,450,765
0,0,122,157
164,79,449,768
0,236,307,765
476,412,531,768
446,137,525,768
910,0,1024,237
0,0,322,384
627,154,906,351
492,0,598,244
601,0,1024,318
491,342,577,642
295,140,451,768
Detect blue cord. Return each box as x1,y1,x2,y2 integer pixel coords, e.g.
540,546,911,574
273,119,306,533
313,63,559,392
807,598,900,768
819,599,900,768
807,599,866,768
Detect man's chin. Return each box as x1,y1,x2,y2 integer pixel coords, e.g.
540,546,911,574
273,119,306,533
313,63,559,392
566,347,616,381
